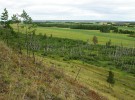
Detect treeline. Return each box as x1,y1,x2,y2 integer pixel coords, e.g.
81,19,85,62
113,28,135,36
35,22,135,36
119,29,135,34
34,22,71,28
71,24,117,33
35,22,118,33
112,23,135,36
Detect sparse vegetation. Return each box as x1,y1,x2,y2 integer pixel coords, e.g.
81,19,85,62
0,41,106,100
92,35,98,45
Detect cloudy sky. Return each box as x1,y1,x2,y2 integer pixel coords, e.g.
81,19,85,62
0,0,135,21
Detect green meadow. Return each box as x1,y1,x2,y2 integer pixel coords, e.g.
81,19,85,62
36,27,135,47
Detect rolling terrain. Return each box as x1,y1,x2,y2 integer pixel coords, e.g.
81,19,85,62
12,24,135,47
1,2,135,100
1,24,135,100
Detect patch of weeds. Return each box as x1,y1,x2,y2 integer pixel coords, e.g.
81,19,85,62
25,90,37,100
54,74,62,79
72,70,75,73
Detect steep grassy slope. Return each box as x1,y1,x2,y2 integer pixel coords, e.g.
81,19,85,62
0,41,106,100
39,56,135,100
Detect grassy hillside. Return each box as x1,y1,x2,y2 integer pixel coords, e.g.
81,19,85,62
1,6,135,100
1,40,134,100
2,24,134,100
0,41,106,100
42,57,135,100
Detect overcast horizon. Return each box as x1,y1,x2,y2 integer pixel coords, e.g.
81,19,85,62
0,0,135,21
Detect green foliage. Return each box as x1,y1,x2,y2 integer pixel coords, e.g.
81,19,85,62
11,14,20,24
21,10,28,22
106,39,111,47
100,25,111,33
1,8,8,22
119,29,135,34
1,8,8,27
21,10,32,24
107,71,115,86
113,26,135,37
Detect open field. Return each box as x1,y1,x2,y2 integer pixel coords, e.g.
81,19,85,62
12,24,135,47
35,27,135,47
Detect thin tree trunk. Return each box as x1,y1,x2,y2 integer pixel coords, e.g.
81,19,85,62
17,23,22,54
75,67,81,81
33,51,35,63
25,26,29,58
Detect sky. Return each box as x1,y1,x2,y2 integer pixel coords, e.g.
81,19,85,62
0,0,135,21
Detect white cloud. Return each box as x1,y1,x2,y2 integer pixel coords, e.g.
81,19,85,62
0,0,135,21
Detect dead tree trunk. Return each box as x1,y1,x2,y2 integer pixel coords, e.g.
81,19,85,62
75,67,81,81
